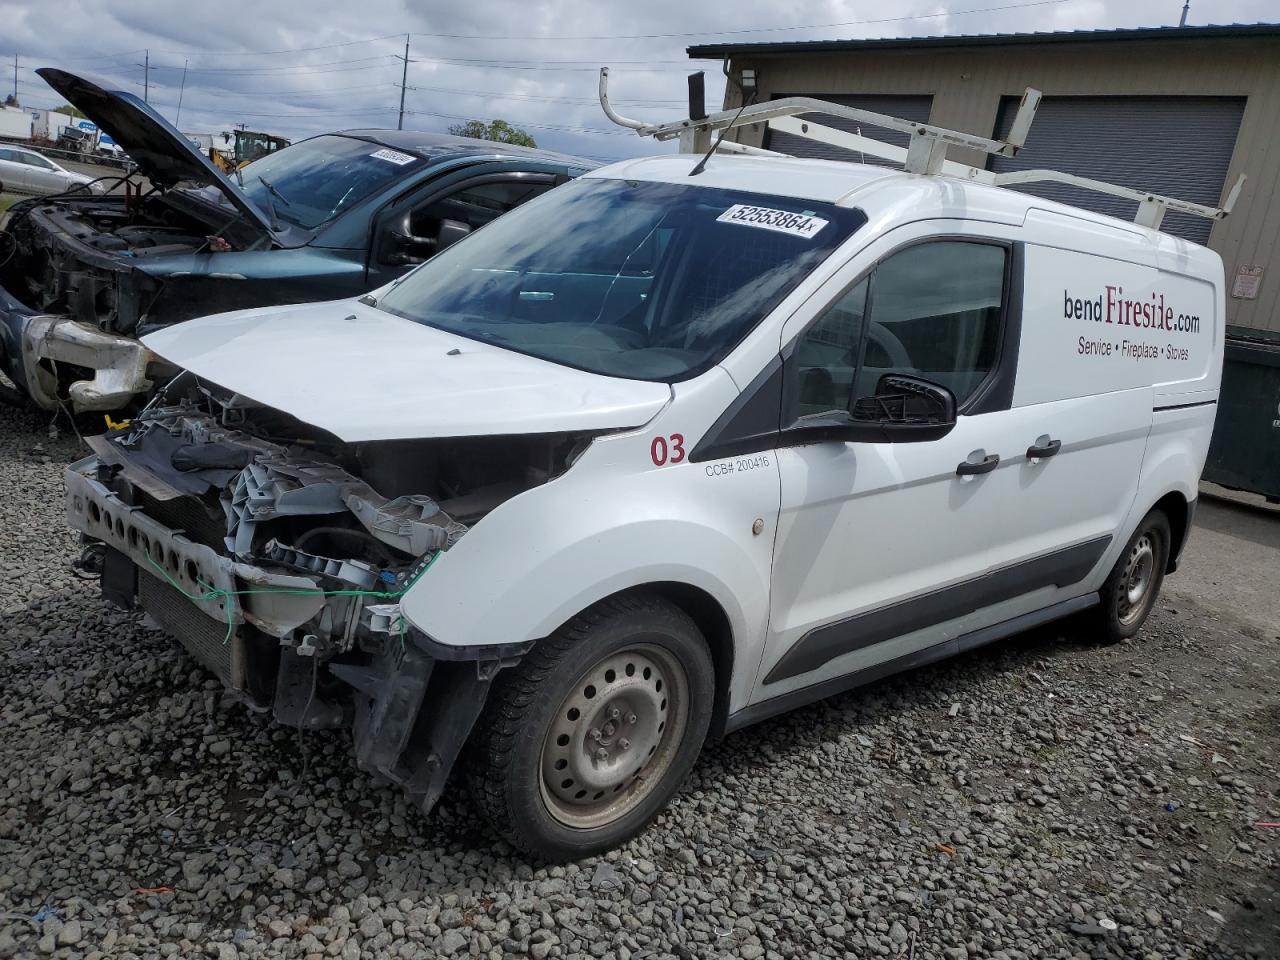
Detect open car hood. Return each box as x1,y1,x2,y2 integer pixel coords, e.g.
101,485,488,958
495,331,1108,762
36,67,274,238
142,300,673,443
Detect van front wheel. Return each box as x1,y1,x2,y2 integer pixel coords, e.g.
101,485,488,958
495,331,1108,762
1095,509,1171,643
467,593,714,861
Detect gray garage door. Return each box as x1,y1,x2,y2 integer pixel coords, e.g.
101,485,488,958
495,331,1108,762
765,94,934,167
991,95,1245,245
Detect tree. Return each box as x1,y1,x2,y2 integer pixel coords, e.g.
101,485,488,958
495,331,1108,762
447,119,537,148
49,103,90,120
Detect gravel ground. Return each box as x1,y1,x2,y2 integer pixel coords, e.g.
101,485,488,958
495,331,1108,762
1,399,1277,960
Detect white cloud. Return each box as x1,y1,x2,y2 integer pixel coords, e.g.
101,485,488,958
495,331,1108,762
4,0,1276,161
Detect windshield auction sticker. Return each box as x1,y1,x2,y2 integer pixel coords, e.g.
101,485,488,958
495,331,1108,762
716,204,828,239
370,148,416,165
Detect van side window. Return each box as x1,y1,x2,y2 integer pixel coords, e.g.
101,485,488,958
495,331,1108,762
795,279,868,417
793,240,1006,418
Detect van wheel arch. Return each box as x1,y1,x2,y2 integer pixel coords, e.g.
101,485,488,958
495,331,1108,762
533,583,736,741
1152,491,1189,573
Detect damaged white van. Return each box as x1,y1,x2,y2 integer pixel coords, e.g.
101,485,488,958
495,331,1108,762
64,91,1233,860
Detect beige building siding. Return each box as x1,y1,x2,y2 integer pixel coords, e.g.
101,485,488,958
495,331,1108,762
714,37,1280,335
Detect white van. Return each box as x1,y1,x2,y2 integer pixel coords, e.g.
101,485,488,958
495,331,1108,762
64,93,1229,861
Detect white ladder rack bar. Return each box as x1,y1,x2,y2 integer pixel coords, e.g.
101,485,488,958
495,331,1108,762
599,67,1041,172
599,66,1244,230
767,115,1245,230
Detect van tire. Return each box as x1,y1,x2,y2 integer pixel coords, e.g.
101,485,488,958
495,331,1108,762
467,593,714,861
1094,509,1171,643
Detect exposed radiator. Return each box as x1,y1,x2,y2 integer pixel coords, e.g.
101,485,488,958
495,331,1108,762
139,570,244,690
139,492,227,551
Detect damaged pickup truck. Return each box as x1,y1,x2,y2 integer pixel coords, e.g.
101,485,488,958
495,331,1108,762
0,67,591,414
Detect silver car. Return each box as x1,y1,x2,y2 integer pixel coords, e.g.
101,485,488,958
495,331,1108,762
0,145,105,196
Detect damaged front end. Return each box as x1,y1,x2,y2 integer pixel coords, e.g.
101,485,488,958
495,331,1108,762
66,376,588,812
0,192,261,413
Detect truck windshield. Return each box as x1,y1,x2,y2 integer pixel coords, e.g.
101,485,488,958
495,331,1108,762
235,135,424,229
378,178,864,381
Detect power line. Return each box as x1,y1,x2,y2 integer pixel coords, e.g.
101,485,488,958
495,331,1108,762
405,82,682,107
141,55,400,75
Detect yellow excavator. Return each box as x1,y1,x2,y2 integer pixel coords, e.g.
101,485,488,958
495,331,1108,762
208,129,290,174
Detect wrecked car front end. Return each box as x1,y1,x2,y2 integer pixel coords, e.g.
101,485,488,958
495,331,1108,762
65,376,593,812
0,181,276,413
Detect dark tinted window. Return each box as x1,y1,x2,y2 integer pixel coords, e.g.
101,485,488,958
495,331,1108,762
235,135,425,229
411,180,554,236
793,241,1006,417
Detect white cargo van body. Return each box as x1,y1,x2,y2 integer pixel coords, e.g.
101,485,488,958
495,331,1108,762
66,147,1224,860
377,159,1221,709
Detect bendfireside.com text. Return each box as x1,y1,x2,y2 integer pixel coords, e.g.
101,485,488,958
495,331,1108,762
1064,287,1201,334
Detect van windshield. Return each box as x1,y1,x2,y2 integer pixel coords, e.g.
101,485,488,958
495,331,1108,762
377,178,864,381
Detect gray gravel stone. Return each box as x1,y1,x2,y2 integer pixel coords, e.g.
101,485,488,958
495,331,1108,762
0,400,1276,960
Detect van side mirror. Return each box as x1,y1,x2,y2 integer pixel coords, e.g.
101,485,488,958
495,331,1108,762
780,374,956,447
850,374,956,441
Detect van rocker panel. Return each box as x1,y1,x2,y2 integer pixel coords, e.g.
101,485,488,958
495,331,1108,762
763,535,1111,684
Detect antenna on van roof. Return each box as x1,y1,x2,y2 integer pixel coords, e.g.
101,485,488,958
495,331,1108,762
598,68,1245,231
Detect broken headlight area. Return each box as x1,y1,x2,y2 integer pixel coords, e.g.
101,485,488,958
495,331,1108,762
65,377,591,812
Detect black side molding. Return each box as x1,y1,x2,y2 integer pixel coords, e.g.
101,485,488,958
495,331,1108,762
726,593,1098,734
763,535,1111,685
1153,400,1217,412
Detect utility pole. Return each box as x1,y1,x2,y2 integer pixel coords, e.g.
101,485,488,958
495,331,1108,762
1179,1,1190,26
12,54,17,104
175,58,188,127
136,49,157,102
394,34,409,131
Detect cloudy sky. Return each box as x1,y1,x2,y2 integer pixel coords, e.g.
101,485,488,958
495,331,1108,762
2,0,1276,161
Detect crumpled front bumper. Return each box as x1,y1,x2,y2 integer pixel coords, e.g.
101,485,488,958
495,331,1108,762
0,286,151,412
65,456,327,636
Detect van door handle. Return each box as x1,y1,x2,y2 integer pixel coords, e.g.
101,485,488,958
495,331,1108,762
956,454,1000,476
1026,438,1062,459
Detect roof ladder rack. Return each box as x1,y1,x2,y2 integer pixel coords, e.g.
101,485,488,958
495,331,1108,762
599,67,1245,231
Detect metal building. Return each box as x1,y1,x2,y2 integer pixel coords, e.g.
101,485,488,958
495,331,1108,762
689,23,1280,499
689,23,1280,338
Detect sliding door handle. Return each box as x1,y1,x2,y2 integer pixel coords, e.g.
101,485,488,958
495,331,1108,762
1026,438,1062,459
956,453,999,476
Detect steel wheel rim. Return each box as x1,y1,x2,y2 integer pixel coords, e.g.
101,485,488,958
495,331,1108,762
539,643,690,830
1117,534,1156,626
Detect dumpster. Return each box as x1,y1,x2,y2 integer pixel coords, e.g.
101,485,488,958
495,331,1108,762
1203,327,1280,502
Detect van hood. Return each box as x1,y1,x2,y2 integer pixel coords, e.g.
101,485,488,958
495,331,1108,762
36,67,274,238
142,301,672,443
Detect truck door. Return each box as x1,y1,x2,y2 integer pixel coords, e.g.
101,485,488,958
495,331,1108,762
756,227,1023,705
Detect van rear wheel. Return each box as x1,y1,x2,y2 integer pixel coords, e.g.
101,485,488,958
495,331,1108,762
1095,509,1170,643
467,593,713,861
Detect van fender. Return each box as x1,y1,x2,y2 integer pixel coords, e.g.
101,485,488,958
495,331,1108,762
398,373,781,717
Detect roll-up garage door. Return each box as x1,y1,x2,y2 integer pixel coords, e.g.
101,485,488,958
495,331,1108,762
764,94,933,167
990,95,1245,245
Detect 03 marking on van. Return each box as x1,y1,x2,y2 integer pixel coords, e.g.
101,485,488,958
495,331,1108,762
716,204,829,238
649,434,686,466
